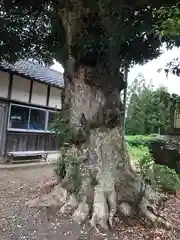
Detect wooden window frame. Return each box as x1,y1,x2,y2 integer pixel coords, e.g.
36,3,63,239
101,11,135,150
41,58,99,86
8,103,56,133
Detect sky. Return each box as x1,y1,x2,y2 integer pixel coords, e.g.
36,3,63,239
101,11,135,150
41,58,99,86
51,47,180,94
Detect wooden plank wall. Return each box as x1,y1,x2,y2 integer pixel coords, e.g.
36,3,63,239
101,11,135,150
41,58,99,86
0,70,62,109
174,110,180,129
6,132,61,152
167,104,180,135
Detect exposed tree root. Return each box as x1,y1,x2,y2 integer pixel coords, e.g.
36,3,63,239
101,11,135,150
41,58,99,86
139,196,172,229
26,185,68,208
38,177,58,194
119,202,133,217
26,169,172,232
73,199,90,224
26,127,172,232
89,171,117,230
60,194,78,214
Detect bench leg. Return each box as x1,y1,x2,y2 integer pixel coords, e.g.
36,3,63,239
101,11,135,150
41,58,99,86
45,154,48,162
6,155,13,164
42,154,48,162
5,156,9,164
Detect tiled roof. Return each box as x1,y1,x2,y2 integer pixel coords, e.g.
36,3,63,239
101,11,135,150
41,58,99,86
0,60,64,88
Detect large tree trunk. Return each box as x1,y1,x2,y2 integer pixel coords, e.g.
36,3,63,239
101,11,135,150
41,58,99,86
26,63,169,230
64,64,169,228
26,4,170,230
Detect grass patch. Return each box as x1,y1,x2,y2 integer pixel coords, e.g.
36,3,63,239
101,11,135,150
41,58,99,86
128,145,149,160
125,135,158,147
125,135,154,141
126,135,180,193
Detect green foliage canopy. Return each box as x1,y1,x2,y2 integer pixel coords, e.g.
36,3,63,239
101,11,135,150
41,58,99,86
0,0,180,69
154,4,180,76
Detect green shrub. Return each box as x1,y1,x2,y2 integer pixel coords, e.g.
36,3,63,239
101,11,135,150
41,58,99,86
139,154,180,193
49,111,74,145
153,164,180,193
125,135,156,148
54,147,83,195
54,148,67,179
127,145,148,164
65,152,82,194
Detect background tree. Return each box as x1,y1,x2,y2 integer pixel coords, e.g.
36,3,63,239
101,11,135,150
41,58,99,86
126,75,171,135
1,0,179,230
126,74,147,135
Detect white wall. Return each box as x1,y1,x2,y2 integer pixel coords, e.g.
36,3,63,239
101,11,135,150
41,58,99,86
0,71,9,98
31,81,47,106
11,75,30,102
0,71,62,109
49,86,62,109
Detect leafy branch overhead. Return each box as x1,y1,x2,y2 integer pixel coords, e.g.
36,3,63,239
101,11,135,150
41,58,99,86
0,0,179,69
164,58,180,77
154,5,180,76
154,5,180,43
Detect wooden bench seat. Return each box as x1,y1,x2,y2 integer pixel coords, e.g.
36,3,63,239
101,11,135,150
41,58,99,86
6,150,58,163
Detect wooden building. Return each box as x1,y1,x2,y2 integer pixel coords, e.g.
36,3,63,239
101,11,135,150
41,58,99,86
170,108,180,135
0,60,64,160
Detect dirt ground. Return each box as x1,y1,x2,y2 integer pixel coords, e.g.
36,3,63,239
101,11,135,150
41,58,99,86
0,165,180,240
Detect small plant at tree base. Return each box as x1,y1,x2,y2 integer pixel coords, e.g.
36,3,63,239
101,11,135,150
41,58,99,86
153,164,180,193
52,111,88,198
54,146,83,196
54,147,67,180
139,154,180,194
139,154,154,181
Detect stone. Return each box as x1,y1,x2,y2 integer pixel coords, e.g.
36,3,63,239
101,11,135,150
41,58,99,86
148,135,180,173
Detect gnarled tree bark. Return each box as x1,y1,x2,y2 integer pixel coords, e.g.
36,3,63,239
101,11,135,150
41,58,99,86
26,2,171,231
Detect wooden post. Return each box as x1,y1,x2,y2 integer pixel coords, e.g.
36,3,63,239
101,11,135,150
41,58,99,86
123,66,128,131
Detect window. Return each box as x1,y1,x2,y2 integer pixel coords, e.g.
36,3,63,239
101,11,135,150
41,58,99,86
29,109,46,131
8,104,58,132
9,105,29,130
47,111,57,131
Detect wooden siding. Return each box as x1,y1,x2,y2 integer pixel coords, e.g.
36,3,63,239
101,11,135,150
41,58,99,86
167,105,180,135
0,103,8,156
0,71,9,98
174,110,180,128
6,132,61,153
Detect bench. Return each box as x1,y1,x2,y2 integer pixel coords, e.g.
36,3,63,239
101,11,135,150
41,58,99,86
6,150,58,163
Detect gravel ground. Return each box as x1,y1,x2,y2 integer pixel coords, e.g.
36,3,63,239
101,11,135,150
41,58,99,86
0,165,180,240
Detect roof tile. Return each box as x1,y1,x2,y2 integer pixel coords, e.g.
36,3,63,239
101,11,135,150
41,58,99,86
0,60,64,88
